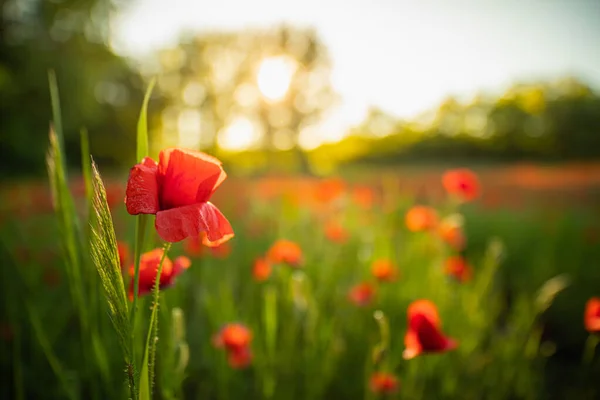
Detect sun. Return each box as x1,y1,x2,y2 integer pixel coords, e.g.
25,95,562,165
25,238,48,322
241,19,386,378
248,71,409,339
256,56,297,102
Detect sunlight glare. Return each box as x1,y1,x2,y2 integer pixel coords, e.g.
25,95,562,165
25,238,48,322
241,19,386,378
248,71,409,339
257,56,297,102
217,117,259,151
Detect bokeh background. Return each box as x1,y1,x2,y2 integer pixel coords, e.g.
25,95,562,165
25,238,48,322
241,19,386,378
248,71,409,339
1,0,600,399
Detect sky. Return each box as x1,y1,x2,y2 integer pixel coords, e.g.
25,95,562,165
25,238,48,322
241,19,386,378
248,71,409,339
111,0,600,148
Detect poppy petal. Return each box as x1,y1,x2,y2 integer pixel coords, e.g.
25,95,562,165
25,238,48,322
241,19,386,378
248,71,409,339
173,256,191,276
158,148,227,209
125,157,160,215
155,202,234,244
407,299,441,328
403,330,422,360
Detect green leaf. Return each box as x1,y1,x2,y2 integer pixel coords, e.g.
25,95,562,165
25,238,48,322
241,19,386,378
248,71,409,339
89,160,131,361
136,78,156,162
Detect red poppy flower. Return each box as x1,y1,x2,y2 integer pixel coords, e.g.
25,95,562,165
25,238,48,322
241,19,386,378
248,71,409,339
584,297,600,333
227,346,253,369
267,240,303,267
214,323,253,352
314,178,346,204
438,217,466,251
403,299,457,359
371,259,398,282
127,249,191,299
125,148,234,245
352,186,375,209
369,372,399,394
443,256,472,282
442,168,480,202
405,206,438,232
324,220,349,244
213,323,253,368
348,282,376,306
117,241,130,270
253,257,272,281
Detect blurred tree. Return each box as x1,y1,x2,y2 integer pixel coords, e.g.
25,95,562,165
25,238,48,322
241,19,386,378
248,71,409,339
148,25,337,173
323,77,600,168
0,0,144,176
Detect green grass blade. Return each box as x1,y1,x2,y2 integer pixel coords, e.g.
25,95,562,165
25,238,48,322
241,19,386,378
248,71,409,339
139,243,171,400
81,128,94,220
136,78,156,162
89,160,131,360
48,70,64,160
25,300,77,400
47,126,88,323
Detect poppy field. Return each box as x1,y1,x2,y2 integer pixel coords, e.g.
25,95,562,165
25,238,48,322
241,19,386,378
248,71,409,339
1,89,600,400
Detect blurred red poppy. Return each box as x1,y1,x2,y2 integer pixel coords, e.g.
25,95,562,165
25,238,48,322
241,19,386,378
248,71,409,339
369,372,399,394
125,148,234,245
438,218,466,251
324,220,349,244
403,299,457,359
252,257,271,281
213,323,253,369
444,256,472,282
442,168,480,202
352,186,375,209
117,241,130,270
314,178,346,204
584,297,600,333
371,259,398,282
405,205,438,232
348,282,376,306
127,249,191,299
267,240,303,267
227,346,253,369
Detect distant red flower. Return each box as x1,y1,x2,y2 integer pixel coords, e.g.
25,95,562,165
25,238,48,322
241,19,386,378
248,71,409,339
314,178,346,204
267,240,303,267
348,282,376,306
405,206,438,232
125,148,234,245
117,241,130,270
214,323,252,351
584,297,600,333
213,323,253,369
253,257,272,281
352,186,375,209
371,259,398,282
106,182,125,209
227,346,253,369
438,218,466,251
444,256,472,282
442,168,480,202
403,299,457,359
324,220,349,244
127,249,191,299
369,372,399,394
